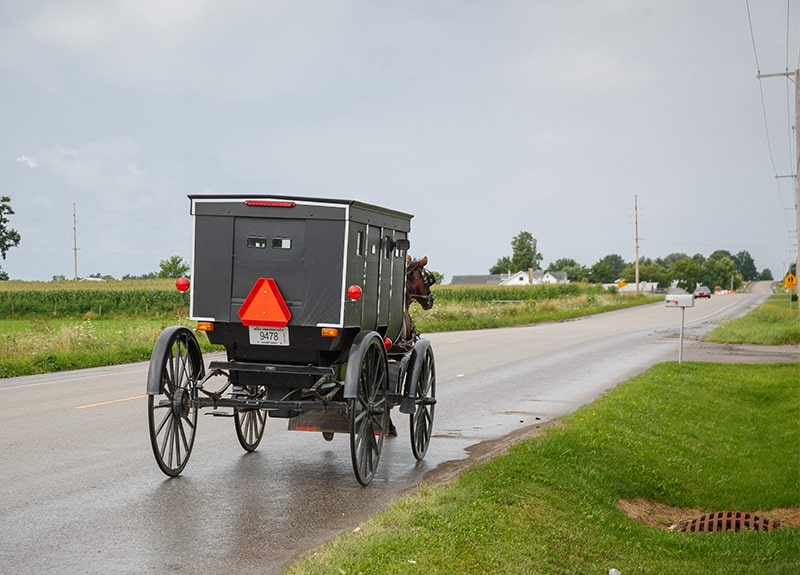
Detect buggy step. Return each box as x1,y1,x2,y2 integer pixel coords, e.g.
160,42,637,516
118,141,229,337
206,410,234,417
399,396,437,414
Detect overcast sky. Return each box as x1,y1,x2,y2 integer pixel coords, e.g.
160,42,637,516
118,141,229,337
1,1,797,282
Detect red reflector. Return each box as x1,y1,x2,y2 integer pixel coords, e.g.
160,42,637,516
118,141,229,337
383,337,392,351
175,277,190,292
347,285,363,300
244,200,296,208
238,278,292,327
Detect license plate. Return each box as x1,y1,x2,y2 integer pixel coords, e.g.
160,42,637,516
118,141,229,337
248,326,290,346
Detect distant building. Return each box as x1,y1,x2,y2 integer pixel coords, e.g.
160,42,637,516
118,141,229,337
450,270,569,286
542,271,568,284
602,281,660,293
450,274,503,285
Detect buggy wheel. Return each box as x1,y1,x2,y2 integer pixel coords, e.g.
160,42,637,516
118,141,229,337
349,334,389,486
409,345,436,460
233,386,267,452
147,327,204,477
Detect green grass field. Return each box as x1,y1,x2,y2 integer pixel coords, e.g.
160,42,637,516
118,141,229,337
287,362,799,575
706,297,800,345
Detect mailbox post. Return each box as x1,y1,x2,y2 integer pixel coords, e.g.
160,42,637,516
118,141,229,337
665,294,694,363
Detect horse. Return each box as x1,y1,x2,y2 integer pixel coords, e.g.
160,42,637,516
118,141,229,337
387,255,435,437
406,256,436,311
393,255,436,352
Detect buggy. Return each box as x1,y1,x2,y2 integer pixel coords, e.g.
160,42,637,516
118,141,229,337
146,195,436,485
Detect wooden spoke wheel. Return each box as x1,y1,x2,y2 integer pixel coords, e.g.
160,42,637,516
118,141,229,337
233,386,267,452
147,327,204,477
409,345,436,460
349,333,389,486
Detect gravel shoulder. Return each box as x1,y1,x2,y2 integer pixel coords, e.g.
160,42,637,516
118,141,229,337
681,340,800,363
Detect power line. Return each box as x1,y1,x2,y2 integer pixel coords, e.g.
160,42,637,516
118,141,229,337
747,0,799,284
747,0,784,179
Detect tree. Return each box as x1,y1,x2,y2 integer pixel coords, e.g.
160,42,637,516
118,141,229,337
123,271,158,280
733,250,757,281
588,260,614,284
670,258,702,292
708,249,732,261
588,254,627,284
158,255,190,278
0,196,21,281
489,231,543,275
548,258,588,282
657,253,690,268
702,255,740,291
489,256,513,275
620,259,670,288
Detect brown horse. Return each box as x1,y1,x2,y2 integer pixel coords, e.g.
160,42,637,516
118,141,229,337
388,256,435,436
395,255,435,350
406,255,435,310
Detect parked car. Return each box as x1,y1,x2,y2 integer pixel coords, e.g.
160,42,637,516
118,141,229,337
693,285,712,299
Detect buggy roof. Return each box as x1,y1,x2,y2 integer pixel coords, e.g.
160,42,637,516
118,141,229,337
188,194,413,222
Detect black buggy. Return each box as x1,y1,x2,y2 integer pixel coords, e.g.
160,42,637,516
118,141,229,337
146,196,436,485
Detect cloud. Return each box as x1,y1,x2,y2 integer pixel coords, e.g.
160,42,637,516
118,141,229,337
15,154,37,169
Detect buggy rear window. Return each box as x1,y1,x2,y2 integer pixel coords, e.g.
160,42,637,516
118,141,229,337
246,236,267,249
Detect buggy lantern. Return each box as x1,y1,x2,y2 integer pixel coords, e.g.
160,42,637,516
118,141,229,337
175,277,190,293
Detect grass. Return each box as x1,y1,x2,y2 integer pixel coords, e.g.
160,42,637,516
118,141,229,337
0,284,656,378
284,297,800,574
411,290,660,333
706,297,800,345
286,362,799,575
0,317,218,378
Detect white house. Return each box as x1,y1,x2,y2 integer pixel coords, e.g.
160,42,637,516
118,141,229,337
498,270,569,286
451,270,570,286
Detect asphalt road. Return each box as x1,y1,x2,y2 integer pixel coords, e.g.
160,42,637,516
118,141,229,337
0,289,771,574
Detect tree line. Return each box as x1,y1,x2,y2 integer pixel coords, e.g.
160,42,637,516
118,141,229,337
492,231,777,292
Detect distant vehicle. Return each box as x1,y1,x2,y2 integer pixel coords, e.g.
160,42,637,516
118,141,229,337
693,286,712,299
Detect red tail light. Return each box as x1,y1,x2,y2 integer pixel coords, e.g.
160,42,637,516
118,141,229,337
244,200,296,207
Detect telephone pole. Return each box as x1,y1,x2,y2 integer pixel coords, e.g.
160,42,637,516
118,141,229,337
73,203,79,280
634,194,640,293
757,68,799,312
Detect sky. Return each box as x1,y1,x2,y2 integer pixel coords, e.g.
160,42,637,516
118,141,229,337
1,1,797,283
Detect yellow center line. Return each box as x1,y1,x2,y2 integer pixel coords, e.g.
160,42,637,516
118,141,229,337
75,395,147,409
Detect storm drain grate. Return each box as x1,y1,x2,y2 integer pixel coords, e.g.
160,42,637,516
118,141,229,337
679,511,780,532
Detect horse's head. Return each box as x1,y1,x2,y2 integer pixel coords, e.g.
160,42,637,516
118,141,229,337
406,255,436,310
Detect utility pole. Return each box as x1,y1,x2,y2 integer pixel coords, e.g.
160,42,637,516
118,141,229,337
634,194,640,293
73,203,78,280
757,68,799,312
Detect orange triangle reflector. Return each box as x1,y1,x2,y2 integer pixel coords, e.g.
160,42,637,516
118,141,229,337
238,278,292,327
